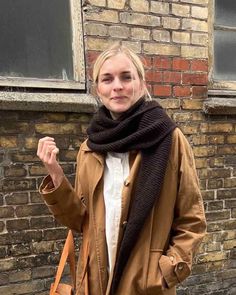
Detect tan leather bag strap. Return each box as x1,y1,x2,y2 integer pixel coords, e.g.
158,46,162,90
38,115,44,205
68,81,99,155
51,230,76,294
83,220,89,295
78,218,89,294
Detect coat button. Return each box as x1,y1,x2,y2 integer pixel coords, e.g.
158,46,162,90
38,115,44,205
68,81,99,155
122,221,128,229
124,179,130,186
169,255,174,263
177,263,184,271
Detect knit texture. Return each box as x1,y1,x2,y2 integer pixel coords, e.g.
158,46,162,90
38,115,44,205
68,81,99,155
87,98,176,294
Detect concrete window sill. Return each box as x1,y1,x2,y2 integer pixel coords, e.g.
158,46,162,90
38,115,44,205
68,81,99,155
203,97,236,115
0,91,97,113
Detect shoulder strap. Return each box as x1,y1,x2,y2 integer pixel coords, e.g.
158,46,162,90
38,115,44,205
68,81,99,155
51,230,76,293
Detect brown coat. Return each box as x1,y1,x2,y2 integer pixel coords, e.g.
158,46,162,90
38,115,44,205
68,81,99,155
40,128,206,295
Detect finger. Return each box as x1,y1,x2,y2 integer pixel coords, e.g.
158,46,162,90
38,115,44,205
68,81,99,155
38,145,51,161
49,148,59,164
38,140,56,158
38,144,54,163
43,145,56,161
46,144,57,154
37,137,55,155
45,145,59,159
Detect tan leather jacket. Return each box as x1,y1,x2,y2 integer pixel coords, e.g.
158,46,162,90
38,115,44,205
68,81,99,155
40,128,206,295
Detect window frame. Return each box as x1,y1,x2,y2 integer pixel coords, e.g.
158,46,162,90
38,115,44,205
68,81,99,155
209,0,236,92
0,0,85,90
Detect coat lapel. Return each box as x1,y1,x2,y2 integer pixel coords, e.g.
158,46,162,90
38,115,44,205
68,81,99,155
82,143,109,293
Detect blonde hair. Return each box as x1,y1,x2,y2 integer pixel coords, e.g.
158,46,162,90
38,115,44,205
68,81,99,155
93,43,152,100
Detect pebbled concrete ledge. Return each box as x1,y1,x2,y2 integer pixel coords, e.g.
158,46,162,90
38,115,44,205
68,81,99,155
203,97,236,115
0,91,97,113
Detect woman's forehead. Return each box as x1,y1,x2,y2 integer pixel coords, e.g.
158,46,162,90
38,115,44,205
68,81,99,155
99,53,137,75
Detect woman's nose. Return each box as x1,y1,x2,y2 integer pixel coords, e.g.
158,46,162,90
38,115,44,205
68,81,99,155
113,77,123,90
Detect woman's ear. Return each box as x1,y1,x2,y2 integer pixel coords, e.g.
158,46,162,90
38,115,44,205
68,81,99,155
91,82,99,98
140,80,147,97
95,87,103,104
96,87,101,98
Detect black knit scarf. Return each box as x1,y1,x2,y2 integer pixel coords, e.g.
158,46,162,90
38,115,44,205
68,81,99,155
87,98,176,294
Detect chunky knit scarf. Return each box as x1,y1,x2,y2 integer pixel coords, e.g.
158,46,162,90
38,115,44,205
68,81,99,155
87,98,176,294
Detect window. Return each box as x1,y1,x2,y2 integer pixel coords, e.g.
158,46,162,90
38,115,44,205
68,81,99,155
209,0,236,92
0,0,85,90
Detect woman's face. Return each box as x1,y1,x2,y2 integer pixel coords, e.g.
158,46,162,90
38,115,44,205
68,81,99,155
96,53,145,119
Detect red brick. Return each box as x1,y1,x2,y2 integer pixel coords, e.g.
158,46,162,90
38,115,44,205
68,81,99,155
153,85,172,97
191,59,208,72
86,51,100,64
141,56,152,69
173,86,191,97
87,67,93,81
163,71,181,83
172,57,190,71
153,56,171,69
192,86,208,98
146,83,152,95
145,70,162,82
182,73,208,85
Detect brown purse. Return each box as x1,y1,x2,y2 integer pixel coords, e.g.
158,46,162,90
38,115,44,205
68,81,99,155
50,230,76,295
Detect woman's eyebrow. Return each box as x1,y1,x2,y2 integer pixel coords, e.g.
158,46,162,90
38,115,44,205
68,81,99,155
100,72,111,76
121,71,132,74
101,70,132,76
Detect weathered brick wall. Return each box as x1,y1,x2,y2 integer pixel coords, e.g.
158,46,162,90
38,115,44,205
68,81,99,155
0,112,92,294
0,0,236,294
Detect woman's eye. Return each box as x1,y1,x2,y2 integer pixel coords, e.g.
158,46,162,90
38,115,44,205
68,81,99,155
122,75,132,81
102,77,112,82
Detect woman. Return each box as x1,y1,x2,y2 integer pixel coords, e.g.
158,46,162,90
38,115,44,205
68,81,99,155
37,44,206,295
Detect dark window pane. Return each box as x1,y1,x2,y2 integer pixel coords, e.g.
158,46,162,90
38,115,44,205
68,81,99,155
214,30,236,81
215,0,236,27
0,0,73,80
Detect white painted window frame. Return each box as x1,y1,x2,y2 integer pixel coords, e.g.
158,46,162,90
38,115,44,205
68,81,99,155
0,0,85,90
209,0,236,93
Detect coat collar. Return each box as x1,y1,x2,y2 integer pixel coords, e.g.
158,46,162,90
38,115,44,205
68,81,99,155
81,139,91,151
81,140,104,165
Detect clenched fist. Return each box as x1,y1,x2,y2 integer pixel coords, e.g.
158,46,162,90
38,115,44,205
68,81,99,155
37,137,64,188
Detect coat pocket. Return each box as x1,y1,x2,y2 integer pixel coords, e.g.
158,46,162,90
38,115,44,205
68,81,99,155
146,249,166,294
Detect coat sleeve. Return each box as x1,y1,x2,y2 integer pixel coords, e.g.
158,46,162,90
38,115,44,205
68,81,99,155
159,129,207,288
39,147,87,232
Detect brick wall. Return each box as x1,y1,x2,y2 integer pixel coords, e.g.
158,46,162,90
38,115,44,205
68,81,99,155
0,112,91,294
0,0,236,294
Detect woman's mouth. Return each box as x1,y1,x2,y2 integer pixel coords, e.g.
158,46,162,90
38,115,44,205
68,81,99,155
111,96,126,100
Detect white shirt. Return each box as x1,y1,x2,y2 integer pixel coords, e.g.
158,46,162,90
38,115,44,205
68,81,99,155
103,152,130,274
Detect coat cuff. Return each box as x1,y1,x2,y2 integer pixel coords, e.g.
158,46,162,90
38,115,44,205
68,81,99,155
39,175,55,194
159,255,190,289
39,175,73,215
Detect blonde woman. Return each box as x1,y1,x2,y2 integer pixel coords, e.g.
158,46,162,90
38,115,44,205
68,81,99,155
37,44,206,295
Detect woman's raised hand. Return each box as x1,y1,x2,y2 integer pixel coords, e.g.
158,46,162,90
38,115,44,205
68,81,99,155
37,137,64,188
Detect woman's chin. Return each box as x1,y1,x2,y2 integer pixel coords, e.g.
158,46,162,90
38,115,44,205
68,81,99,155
109,107,128,119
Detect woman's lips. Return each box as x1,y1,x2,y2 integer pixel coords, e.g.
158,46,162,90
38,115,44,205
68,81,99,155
111,96,126,100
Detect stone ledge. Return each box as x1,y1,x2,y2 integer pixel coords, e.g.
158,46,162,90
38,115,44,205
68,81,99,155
203,97,236,115
0,91,97,113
